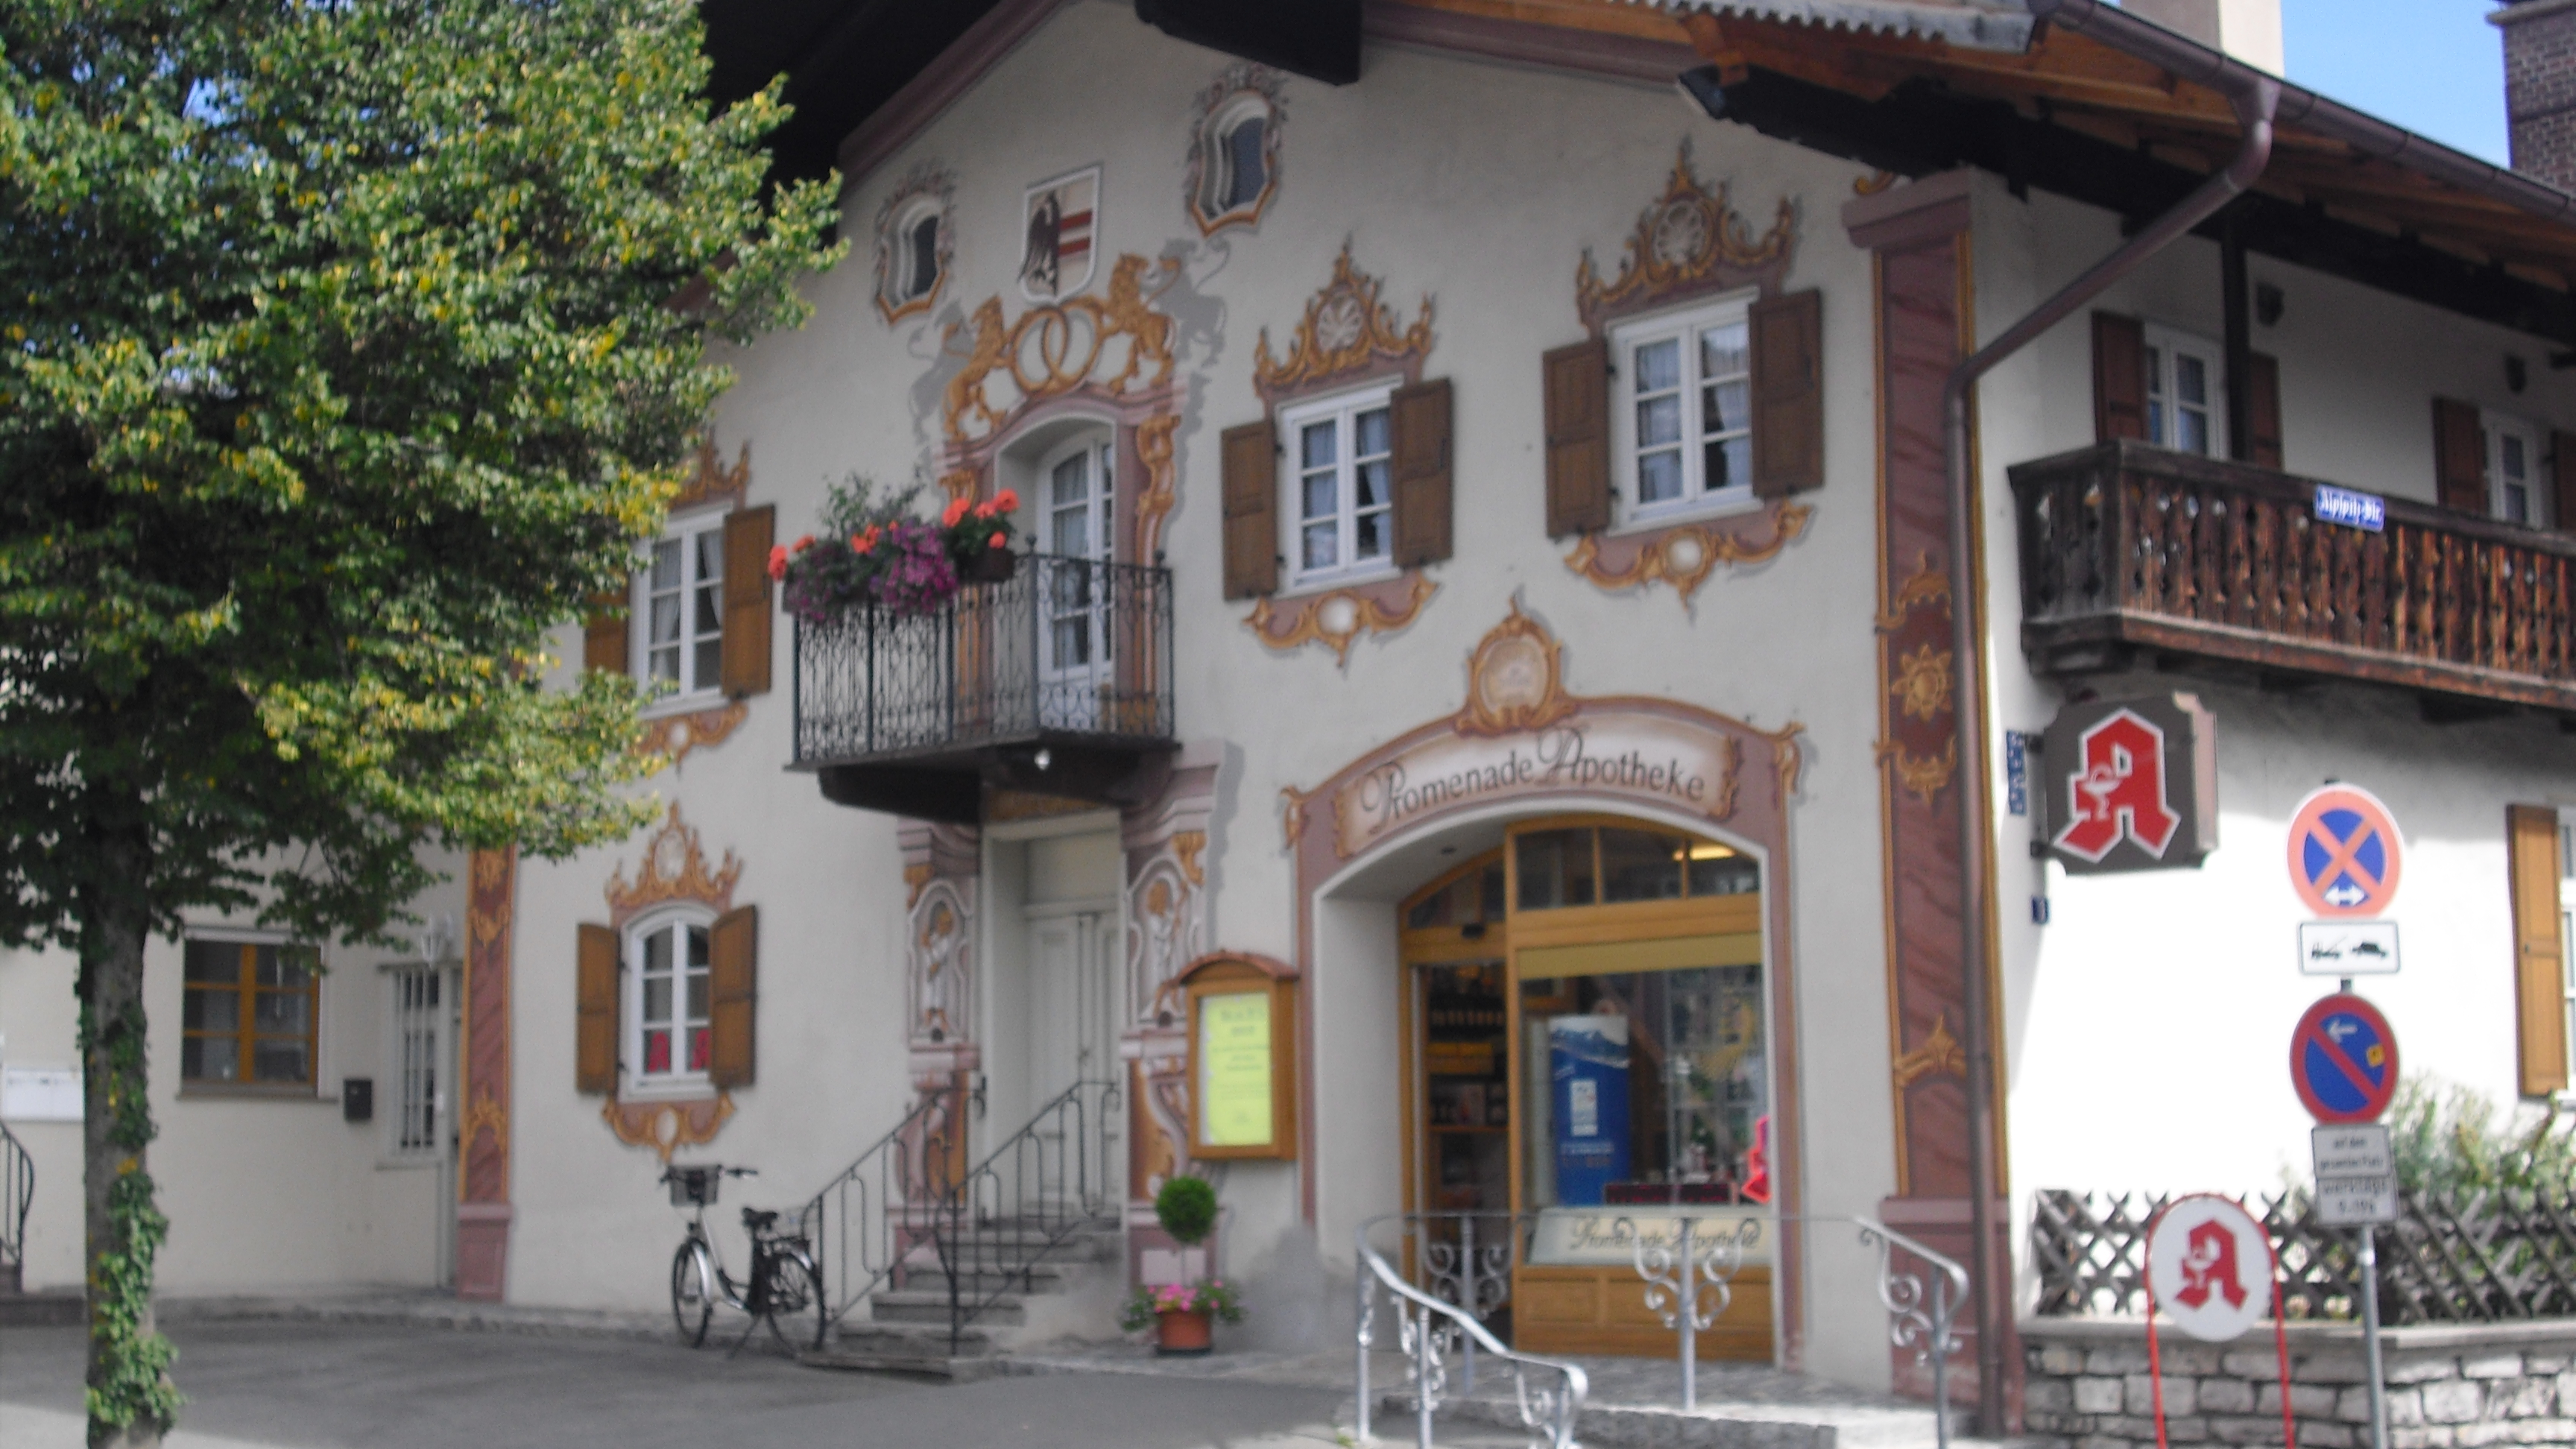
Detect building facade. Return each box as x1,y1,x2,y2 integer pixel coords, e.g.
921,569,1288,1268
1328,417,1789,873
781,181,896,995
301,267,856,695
9,0,2576,1422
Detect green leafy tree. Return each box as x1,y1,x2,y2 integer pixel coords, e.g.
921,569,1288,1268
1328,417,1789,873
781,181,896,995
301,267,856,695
0,2,840,1441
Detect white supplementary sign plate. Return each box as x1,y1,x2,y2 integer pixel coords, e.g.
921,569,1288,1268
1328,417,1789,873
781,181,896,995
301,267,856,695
1,1066,82,1122
2299,921,2399,976
2314,1175,2399,1226
2313,1124,2392,1178
2147,1195,2275,1342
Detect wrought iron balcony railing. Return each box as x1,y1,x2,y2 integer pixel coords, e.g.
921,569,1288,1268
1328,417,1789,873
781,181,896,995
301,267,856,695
2011,441,2576,715
790,554,1175,821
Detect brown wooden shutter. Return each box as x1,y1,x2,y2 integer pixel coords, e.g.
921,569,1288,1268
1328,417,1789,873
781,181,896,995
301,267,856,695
2247,351,2283,470
1749,288,1825,498
2510,805,2568,1098
2435,397,2490,514
582,591,629,675
1221,420,1278,600
2092,312,2147,443
1543,338,1611,537
708,905,757,1088
720,504,774,698
2551,431,2576,532
1389,377,1453,567
575,923,618,1096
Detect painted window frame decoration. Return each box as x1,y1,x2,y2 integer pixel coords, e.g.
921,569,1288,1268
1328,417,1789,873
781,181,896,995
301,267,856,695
1185,63,1285,237
1562,142,1811,607
2141,321,2226,458
623,906,717,1096
1608,292,1760,531
1278,379,1401,590
873,162,956,326
637,507,729,701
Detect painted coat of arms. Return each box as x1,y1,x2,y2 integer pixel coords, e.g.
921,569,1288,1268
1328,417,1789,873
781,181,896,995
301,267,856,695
1020,165,1100,303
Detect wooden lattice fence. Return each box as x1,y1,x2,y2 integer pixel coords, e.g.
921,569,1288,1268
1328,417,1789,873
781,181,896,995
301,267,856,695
2033,1187,2576,1324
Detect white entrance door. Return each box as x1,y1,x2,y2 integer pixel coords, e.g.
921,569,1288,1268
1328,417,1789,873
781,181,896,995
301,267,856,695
1026,904,1122,1210
1038,438,1115,730
387,962,461,1284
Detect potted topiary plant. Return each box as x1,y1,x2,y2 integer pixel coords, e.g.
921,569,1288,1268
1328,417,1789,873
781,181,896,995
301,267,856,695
1117,1175,1242,1356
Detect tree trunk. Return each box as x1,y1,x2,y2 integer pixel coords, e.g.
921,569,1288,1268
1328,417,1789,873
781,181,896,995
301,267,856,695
77,823,177,1449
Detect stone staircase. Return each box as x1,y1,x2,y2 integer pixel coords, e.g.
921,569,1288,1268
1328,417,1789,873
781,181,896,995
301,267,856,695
800,1213,1125,1377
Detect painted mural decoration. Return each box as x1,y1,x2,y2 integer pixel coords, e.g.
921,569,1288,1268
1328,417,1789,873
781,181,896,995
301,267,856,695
1118,756,1216,1219
874,160,956,326
1184,62,1285,236
1020,164,1101,303
1251,242,1433,402
1280,598,1805,861
1874,555,1957,809
1573,140,1797,335
456,845,517,1300
598,804,742,1162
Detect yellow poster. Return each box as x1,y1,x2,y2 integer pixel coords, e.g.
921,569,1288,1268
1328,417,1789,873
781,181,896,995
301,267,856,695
1197,991,1273,1148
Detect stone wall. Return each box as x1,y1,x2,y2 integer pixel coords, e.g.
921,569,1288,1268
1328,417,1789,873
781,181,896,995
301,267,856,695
2021,1318,2576,1449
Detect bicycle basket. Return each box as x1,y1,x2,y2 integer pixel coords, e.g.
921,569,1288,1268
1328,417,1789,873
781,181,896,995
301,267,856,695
668,1165,720,1207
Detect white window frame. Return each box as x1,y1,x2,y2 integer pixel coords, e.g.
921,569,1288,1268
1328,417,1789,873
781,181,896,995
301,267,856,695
2141,323,2227,459
1279,381,1401,590
1608,293,1759,530
2485,411,2549,529
623,906,716,1100
892,197,944,304
1196,95,1275,225
637,508,727,704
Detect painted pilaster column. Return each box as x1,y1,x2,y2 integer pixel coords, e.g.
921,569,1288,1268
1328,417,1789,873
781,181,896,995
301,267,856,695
897,819,980,1202
1120,745,1219,1284
456,846,517,1300
1843,170,2018,1421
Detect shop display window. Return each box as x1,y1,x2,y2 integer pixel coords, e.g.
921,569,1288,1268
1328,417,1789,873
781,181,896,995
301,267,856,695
1515,826,1757,911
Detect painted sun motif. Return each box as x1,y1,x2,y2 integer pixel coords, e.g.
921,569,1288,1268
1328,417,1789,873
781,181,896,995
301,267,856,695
1890,643,1955,723
1651,201,1708,268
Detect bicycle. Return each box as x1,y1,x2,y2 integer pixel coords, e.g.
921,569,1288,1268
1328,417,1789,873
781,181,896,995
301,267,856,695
661,1164,828,1354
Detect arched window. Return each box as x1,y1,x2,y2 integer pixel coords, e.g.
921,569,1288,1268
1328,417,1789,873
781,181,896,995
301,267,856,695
874,168,955,324
900,204,943,302
627,908,715,1088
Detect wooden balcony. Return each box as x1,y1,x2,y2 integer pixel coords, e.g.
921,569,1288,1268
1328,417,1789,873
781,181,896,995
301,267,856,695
789,555,1177,823
2010,441,2576,716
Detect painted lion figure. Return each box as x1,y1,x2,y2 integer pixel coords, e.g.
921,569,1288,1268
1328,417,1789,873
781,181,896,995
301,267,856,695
941,297,1011,439
1098,254,1175,393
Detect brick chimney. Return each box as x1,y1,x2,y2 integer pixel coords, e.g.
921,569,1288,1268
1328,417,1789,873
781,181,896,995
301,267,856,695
2496,0,2576,192
2126,0,2285,74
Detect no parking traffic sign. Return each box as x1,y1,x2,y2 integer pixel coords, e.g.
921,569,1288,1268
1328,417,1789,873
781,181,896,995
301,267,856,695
2290,994,2399,1124
2287,786,2404,918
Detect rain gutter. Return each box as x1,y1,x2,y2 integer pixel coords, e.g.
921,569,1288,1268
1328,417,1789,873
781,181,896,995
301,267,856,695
1945,2,2277,1433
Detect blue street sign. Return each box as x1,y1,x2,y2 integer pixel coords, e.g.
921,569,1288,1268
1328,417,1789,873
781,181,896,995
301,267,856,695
2291,994,2399,1125
2314,485,2387,534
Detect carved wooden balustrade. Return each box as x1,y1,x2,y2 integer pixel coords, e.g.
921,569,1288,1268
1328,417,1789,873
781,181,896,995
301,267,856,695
2011,441,2576,714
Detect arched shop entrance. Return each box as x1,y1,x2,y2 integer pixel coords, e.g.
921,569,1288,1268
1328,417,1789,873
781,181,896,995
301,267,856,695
1398,815,1773,1359
1279,602,1808,1365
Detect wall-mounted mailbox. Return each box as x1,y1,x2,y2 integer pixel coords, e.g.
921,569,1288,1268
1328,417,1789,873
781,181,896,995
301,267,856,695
341,1077,374,1123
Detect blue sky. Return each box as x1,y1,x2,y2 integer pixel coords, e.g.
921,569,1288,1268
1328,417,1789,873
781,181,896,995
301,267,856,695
2276,0,2507,163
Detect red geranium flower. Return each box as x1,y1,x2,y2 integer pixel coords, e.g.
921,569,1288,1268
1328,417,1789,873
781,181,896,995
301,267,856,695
766,545,788,581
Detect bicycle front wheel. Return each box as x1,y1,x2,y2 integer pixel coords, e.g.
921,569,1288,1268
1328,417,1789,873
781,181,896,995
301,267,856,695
763,1248,828,1353
671,1242,716,1348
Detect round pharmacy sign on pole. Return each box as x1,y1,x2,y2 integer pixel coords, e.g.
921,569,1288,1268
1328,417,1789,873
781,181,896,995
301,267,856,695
2291,993,2399,1124
2287,785,2404,918
2147,1195,2275,1342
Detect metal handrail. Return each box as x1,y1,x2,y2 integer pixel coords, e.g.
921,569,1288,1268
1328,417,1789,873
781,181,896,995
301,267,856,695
798,1086,959,1328
1356,1236,1586,1448
929,1077,1120,1354
0,1120,29,1292
1358,1211,1534,1398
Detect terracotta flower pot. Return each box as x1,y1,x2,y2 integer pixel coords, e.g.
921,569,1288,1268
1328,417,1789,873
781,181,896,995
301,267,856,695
1155,1307,1213,1357
965,548,1016,583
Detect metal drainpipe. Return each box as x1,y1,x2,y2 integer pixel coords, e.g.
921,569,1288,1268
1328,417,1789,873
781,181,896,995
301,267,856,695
1942,5,2279,1430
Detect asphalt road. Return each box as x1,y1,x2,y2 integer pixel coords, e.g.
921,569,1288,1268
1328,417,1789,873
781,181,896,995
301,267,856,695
0,1322,1358,1449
